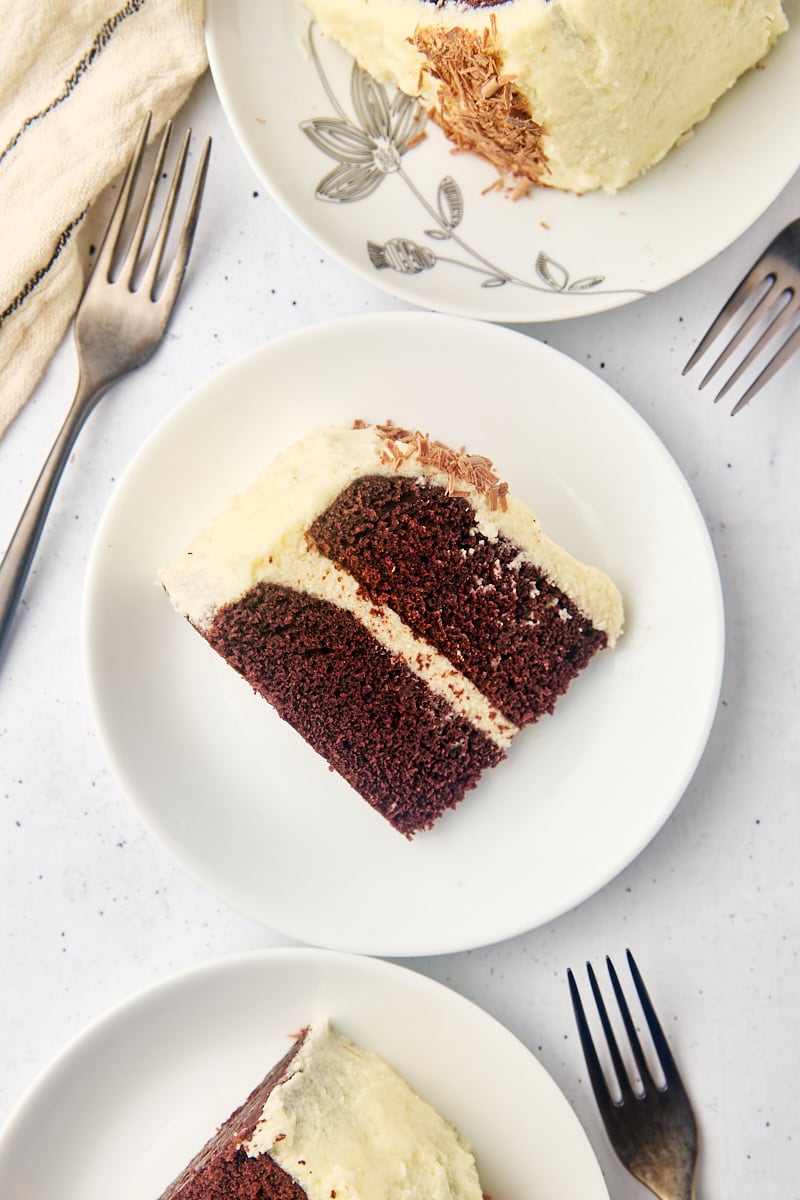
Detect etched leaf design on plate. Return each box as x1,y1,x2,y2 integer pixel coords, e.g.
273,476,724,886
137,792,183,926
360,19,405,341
390,90,425,147
535,251,570,292
316,163,384,203
302,21,649,300
351,66,393,138
437,176,464,229
567,275,605,292
301,118,375,164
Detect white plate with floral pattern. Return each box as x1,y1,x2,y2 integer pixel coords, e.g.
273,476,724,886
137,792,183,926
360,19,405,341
0,949,609,1200
206,0,800,322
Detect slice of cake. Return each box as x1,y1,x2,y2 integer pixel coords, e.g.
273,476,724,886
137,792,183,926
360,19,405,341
299,0,788,194
159,420,623,836
157,1022,485,1199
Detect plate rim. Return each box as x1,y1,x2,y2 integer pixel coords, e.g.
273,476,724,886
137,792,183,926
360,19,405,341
204,0,800,323
0,946,611,1200
82,311,725,956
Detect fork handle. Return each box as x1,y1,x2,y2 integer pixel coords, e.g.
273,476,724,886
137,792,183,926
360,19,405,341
0,374,104,657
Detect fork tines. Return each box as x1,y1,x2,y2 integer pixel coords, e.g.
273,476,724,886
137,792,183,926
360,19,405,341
568,951,698,1200
95,112,211,307
683,217,800,415
569,951,672,1101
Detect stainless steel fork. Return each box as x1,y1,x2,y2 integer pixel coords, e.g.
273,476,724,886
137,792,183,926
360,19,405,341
568,951,699,1200
0,114,210,655
683,216,800,414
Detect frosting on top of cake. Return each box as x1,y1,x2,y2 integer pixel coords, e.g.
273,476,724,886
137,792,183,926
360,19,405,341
300,0,788,194
159,421,623,646
244,1022,483,1200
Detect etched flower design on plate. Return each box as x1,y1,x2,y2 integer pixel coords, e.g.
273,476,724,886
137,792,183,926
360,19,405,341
300,21,648,301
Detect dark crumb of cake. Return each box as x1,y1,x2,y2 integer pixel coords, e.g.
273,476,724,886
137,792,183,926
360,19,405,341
157,1037,308,1199
162,418,619,838
206,583,503,837
163,1149,305,1200
310,474,606,728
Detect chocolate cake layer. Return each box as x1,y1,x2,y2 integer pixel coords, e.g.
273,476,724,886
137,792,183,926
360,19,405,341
158,1023,486,1200
159,1036,307,1199
159,420,624,834
206,582,503,836
310,475,607,728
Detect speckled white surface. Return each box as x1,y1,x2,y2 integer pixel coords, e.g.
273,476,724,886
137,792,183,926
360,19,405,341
1,71,799,1198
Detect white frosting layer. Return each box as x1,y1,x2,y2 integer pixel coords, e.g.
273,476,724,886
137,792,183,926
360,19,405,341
159,422,623,745
159,422,622,639
244,1023,483,1200
299,0,788,193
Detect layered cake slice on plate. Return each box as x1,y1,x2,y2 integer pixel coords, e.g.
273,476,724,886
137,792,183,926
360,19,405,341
299,0,788,194
159,420,623,836
157,1022,485,1199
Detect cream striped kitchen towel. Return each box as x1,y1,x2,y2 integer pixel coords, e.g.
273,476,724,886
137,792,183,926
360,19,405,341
0,0,208,439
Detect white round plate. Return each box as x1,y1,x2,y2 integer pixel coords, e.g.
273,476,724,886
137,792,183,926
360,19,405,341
83,313,724,956
0,948,609,1200
205,0,800,322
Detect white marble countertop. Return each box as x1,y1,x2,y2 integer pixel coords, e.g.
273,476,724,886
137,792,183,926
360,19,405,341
2,71,799,1198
